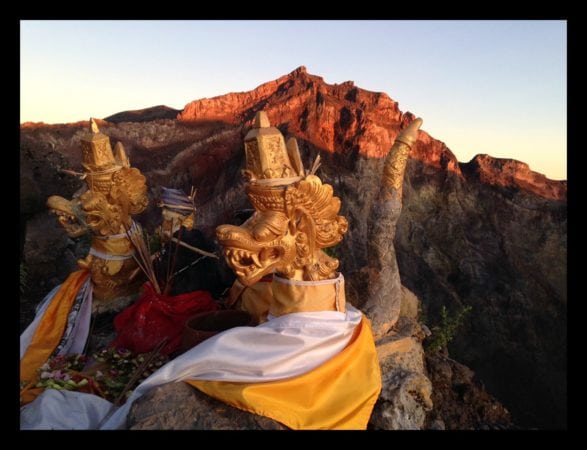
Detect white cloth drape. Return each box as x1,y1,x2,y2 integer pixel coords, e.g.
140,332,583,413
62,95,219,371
20,279,92,359
21,305,363,430
20,389,113,430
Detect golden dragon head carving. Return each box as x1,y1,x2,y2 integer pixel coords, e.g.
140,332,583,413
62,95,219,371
47,119,148,237
46,119,149,311
46,195,88,238
216,112,348,286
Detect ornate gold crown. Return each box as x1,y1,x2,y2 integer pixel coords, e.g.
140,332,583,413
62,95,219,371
243,112,305,186
81,119,130,193
243,111,308,211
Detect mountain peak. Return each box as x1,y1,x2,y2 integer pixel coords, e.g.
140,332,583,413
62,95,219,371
460,154,566,201
177,66,403,159
291,65,307,75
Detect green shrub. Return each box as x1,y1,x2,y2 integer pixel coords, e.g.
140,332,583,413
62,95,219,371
426,304,472,353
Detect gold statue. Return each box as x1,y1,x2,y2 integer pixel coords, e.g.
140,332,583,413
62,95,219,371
47,120,149,312
208,113,381,431
217,112,348,317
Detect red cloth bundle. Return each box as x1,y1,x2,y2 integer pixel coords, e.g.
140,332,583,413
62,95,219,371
112,282,219,355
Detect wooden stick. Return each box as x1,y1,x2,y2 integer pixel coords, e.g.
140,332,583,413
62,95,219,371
165,226,183,295
129,252,159,281
170,238,219,259
112,338,167,406
164,218,175,294
59,168,86,178
126,225,161,294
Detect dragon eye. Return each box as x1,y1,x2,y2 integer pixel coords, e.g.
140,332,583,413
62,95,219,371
253,223,279,241
259,247,280,262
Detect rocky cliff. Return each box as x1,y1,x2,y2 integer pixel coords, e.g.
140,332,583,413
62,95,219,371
20,66,566,428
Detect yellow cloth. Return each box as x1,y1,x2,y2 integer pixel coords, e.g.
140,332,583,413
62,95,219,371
20,270,90,404
228,274,346,322
186,315,381,429
270,275,346,316
227,279,273,325
91,235,134,257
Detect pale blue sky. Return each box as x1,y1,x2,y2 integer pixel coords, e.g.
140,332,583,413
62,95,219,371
20,20,566,180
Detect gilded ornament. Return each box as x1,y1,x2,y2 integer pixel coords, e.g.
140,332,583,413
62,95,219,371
47,120,149,311
217,112,347,286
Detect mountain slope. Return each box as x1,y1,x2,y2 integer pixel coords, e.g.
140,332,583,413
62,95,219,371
105,105,181,123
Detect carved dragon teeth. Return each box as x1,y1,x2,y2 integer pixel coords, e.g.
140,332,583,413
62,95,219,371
50,208,75,221
226,248,262,270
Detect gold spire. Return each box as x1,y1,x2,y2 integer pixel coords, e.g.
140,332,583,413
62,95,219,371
243,111,303,185
114,141,130,168
79,118,122,192
81,118,116,174
90,117,100,134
